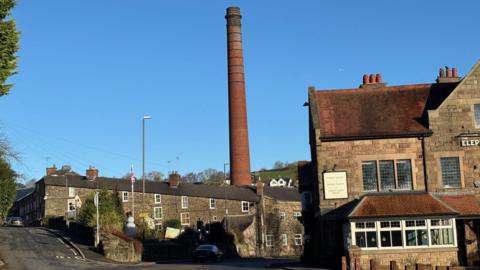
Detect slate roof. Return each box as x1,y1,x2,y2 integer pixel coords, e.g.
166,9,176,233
42,175,259,202
263,186,300,202
348,193,457,219
14,187,35,202
436,194,480,217
311,82,459,140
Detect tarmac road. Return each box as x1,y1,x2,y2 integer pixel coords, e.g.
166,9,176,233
0,227,311,270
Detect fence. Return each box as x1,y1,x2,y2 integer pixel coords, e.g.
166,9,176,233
341,257,478,270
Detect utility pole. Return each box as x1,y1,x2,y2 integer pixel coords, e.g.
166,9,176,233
142,115,152,213
223,163,229,232
94,192,99,248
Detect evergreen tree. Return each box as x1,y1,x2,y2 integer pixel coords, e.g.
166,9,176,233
0,158,16,221
0,0,20,96
78,189,124,230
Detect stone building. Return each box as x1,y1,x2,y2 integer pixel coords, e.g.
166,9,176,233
14,165,302,257
302,62,480,268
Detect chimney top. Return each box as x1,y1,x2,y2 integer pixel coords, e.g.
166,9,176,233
360,73,387,88
168,171,181,188
436,66,461,83
46,165,57,176
86,166,98,180
226,7,242,26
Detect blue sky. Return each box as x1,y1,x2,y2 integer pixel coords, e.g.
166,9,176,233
1,0,479,181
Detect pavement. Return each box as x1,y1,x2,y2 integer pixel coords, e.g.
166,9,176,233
0,226,323,270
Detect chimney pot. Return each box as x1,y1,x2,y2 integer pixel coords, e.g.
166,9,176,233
168,172,181,188
452,67,458,78
362,74,368,84
369,74,375,84
446,66,451,77
375,73,382,83
439,67,445,78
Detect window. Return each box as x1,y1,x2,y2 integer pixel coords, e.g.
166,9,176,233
440,157,461,188
379,221,402,247
209,198,216,209
67,199,76,212
122,191,129,202
154,223,162,231
354,222,377,248
154,194,161,204
68,187,75,198
362,159,413,192
280,212,286,220
362,161,378,191
293,211,301,218
153,207,162,220
430,219,454,246
294,234,303,246
266,234,274,247
281,234,288,246
241,201,249,213
212,216,217,221
181,196,188,209
475,104,480,128
405,219,428,247
180,213,190,225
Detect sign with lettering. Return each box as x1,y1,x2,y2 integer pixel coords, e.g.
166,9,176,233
323,171,348,199
461,139,480,147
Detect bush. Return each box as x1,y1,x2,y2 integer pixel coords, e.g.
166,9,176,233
78,189,124,231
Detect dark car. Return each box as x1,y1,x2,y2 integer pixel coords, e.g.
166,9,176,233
192,244,223,262
6,217,24,227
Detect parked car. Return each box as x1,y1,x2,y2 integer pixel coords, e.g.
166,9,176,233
6,217,24,227
192,244,223,262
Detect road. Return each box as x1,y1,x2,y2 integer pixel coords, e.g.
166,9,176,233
0,227,306,270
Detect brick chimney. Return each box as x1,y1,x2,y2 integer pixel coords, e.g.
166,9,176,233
168,171,181,188
359,73,386,88
46,165,57,176
437,66,461,83
86,166,98,180
226,7,252,187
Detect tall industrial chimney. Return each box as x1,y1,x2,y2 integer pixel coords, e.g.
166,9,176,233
225,7,251,186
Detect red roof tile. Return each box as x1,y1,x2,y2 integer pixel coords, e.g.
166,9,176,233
437,195,480,217
349,193,457,219
312,82,459,140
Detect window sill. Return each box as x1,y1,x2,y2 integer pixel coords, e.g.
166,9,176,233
353,246,457,254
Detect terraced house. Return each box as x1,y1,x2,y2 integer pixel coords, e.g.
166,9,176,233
14,165,303,257
302,61,480,268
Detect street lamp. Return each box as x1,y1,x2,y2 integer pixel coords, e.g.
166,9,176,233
142,115,152,213
223,163,229,232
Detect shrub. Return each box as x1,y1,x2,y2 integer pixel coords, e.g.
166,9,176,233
78,189,124,231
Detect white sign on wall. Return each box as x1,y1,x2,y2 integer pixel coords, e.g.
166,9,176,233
323,171,348,199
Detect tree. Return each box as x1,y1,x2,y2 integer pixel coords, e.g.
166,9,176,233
181,172,198,183
0,0,20,96
0,158,16,221
78,189,124,231
273,161,286,169
146,170,164,182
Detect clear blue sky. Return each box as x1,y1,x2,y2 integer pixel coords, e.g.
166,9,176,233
1,0,479,181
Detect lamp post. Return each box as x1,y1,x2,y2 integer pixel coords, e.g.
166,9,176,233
142,115,152,213
223,163,229,232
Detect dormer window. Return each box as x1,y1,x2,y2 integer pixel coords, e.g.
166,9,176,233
474,104,480,128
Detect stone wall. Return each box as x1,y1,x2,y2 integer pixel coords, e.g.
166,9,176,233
315,137,425,210
350,247,458,269
263,197,303,257
426,63,480,193
44,185,255,228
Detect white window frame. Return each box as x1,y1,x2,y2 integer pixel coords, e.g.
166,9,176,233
293,211,301,218
68,187,75,198
350,218,457,250
241,201,249,213
181,196,188,209
266,234,274,247
154,194,161,204
209,198,216,209
153,207,162,220
430,219,455,247
180,212,190,226
122,191,129,202
212,216,217,221
294,234,303,246
280,212,286,220
154,223,162,231
67,199,76,212
281,234,288,246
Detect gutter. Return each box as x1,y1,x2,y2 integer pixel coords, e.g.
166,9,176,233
320,130,433,142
